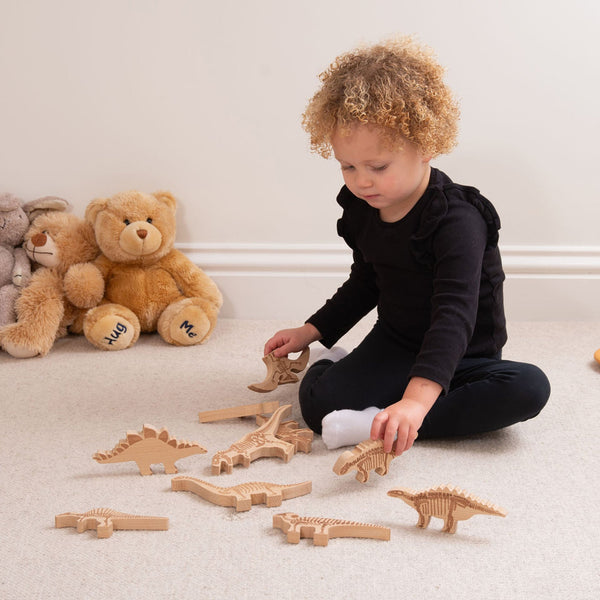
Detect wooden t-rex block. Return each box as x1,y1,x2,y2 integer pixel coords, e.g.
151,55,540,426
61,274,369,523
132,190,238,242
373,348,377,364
248,347,310,392
273,512,390,546
171,476,312,512
211,404,297,474
333,439,397,483
255,415,314,454
387,485,507,534
93,424,207,476
55,508,169,538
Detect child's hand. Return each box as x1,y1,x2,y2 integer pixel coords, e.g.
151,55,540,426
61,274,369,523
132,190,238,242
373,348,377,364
264,323,321,358
370,377,442,455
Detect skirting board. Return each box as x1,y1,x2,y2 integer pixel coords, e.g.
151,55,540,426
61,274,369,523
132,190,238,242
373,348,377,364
178,243,600,321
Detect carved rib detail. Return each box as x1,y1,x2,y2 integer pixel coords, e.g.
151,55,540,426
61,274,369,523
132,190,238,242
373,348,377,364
55,508,169,538
333,439,396,483
172,476,312,511
387,485,507,533
211,405,297,474
273,512,390,546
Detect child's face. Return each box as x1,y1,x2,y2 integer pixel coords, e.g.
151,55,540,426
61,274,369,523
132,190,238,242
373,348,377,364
331,125,431,222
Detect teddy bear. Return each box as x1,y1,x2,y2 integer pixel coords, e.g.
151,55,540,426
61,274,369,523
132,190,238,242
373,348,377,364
0,211,100,357
64,190,223,351
0,193,70,327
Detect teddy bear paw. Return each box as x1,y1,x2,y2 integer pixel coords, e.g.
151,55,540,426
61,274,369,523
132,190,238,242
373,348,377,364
84,304,140,351
158,299,212,346
1,338,40,358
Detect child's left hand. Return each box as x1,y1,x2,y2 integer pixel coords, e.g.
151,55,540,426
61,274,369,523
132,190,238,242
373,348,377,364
370,377,442,455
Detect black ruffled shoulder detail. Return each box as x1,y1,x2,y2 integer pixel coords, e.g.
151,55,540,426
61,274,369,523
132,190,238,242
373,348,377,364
410,178,501,267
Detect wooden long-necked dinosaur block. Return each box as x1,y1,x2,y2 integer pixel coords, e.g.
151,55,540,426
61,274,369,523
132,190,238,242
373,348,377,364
93,424,207,476
248,348,310,392
212,405,297,474
55,508,169,538
387,485,507,534
255,415,314,453
198,400,280,423
273,512,390,546
333,439,397,483
171,476,312,512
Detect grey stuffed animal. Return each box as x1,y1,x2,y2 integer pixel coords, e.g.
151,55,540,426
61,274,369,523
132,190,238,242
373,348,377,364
0,193,70,326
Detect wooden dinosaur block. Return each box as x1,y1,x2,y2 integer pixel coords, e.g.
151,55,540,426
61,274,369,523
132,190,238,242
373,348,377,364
248,348,310,392
93,424,207,476
273,512,390,546
333,439,397,483
387,485,507,534
55,508,169,538
171,476,312,512
198,400,280,423
211,405,298,474
255,415,314,453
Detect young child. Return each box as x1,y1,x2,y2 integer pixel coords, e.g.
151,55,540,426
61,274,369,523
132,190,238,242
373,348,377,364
264,37,550,455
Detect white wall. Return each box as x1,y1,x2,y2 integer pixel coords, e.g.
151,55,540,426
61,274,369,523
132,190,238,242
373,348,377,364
2,0,599,319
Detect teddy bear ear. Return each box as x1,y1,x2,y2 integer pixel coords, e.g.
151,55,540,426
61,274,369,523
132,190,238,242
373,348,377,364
153,190,177,211
23,196,70,222
85,197,109,226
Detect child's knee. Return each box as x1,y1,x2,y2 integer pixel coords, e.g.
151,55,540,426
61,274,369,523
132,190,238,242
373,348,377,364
515,363,551,419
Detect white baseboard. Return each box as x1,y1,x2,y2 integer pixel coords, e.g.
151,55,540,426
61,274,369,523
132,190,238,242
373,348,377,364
178,242,600,321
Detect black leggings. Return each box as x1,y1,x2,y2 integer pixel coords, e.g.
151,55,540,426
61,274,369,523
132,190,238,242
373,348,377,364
299,320,551,438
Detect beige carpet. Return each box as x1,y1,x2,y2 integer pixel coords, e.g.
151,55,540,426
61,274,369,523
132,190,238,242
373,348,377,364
1,318,598,599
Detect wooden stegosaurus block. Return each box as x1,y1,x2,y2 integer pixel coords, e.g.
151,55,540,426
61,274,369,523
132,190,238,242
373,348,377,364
93,424,207,475
387,485,507,534
273,512,390,546
211,405,301,474
333,439,397,483
55,508,169,538
171,476,312,512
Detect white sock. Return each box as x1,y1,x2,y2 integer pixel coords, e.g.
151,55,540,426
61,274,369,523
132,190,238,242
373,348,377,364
321,406,381,450
311,346,348,364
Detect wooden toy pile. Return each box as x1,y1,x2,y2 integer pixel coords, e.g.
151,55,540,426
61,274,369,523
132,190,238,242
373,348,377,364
55,349,506,542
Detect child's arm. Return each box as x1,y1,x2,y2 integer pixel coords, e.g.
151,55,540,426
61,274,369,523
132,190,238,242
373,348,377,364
264,323,322,358
370,377,442,455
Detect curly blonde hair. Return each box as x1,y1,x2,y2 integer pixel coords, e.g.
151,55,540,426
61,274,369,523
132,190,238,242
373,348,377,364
302,36,460,158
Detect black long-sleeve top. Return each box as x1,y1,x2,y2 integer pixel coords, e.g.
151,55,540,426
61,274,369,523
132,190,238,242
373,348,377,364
307,167,507,393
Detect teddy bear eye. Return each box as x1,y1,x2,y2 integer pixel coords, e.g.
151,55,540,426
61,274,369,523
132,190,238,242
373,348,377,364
146,218,153,224
123,219,130,225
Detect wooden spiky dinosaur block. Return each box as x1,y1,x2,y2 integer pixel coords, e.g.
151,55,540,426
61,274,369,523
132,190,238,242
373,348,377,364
387,485,507,534
211,404,299,474
333,439,397,483
171,476,312,512
273,512,390,546
55,508,169,538
248,347,310,392
255,414,314,453
93,424,207,476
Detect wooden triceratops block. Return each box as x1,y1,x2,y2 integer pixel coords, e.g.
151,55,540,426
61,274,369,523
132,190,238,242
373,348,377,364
248,348,310,392
171,476,312,512
55,508,169,538
272,512,390,546
333,439,397,483
211,404,302,474
93,424,207,475
387,485,507,534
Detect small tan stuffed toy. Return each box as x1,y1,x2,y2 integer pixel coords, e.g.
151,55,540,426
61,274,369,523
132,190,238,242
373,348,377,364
0,212,99,357
65,190,222,351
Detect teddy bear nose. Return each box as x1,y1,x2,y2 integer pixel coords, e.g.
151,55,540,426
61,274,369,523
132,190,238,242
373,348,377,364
31,233,48,247
137,229,148,239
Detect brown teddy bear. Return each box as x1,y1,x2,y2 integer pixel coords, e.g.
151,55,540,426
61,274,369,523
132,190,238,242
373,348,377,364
64,190,222,350
0,212,99,357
